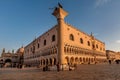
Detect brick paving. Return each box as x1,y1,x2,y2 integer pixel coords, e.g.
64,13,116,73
0,64,120,80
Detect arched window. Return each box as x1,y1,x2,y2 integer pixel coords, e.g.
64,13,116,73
43,59,45,65
69,34,74,41
64,47,66,53
27,49,29,53
70,48,71,53
96,44,98,48
92,44,95,49
54,58,56,65
88,41,90,46
50,58,52,66
44,40,46,46
67,47,69,53
79,57,82,62
37,43,40,48
33,46,35,53
46,59,48,65
52,35,56,42
80,38,83,44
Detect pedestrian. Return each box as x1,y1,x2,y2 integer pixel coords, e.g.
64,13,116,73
115,60,119,64
68,63,72,71
56,62,60,72
108,60,111,64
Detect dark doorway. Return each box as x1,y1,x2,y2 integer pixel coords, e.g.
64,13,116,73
4,59,12,67
5,59,12,63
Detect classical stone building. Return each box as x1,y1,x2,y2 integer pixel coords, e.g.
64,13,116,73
106,50,116,62
106,50,120,63
24,4,106,70
115,52,120,61
0,47,24,68
0,48,18,67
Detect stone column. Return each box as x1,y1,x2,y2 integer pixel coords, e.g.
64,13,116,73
52,6,68,69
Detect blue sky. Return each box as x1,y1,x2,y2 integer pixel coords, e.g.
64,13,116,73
0,0,120,54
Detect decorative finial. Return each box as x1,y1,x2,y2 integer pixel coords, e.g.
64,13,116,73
2,48,5,53
91,32,93,36
12,49,14,53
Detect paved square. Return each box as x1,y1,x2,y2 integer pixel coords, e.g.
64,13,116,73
0,64,120,80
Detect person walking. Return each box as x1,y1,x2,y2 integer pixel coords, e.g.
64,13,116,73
57,62,60,72
108,60,111,64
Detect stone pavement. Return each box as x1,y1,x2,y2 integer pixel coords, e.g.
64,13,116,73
0,64,120,80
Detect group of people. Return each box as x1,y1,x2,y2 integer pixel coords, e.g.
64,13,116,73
108,60,120,64
43,62,77,72
115,60,120,64
56,62,77,72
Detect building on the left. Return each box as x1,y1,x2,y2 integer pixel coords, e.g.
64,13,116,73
0,47,24,68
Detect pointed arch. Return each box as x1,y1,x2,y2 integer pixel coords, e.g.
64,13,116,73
69,34,74,41
87,41,90,46
52,35,56,42
80,38,83,44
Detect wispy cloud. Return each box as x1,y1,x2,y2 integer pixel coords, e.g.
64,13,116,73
95,0,112,8
116,40,120,44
